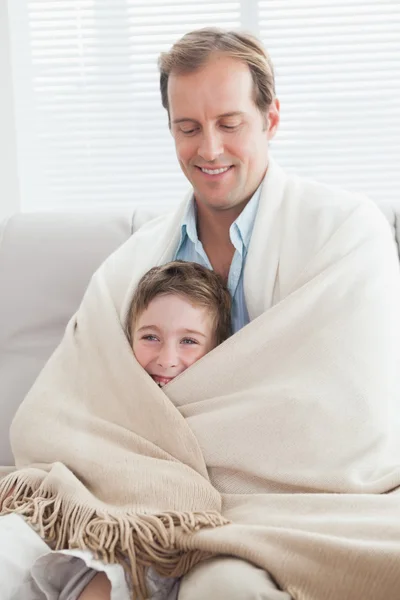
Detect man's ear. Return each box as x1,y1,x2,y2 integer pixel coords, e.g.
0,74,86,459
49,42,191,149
266,98,280,140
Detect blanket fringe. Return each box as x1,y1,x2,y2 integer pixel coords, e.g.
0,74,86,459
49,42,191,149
0,472,228,600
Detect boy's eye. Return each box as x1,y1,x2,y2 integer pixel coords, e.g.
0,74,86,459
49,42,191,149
142,334,158,342
181,338,198,345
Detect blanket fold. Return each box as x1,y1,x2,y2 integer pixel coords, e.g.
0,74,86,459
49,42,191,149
2,158,400,600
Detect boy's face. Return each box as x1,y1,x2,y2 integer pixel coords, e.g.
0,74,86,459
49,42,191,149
132,294,216,387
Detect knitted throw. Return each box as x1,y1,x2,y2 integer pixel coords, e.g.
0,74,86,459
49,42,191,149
2,159,400,600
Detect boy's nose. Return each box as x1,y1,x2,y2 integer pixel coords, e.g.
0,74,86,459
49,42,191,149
157,346,178,369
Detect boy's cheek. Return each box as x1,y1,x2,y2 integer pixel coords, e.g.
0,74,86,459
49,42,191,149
132,343,153,370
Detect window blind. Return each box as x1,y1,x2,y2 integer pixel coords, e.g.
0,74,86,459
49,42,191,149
8,0,241,210
6,0,400,211
259,0,400,203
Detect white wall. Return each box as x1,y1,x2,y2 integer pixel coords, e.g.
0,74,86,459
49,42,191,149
0,0,19,218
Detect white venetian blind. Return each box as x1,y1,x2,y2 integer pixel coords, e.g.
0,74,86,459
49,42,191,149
259,0,400,204
6,0,400,210
8,0,241,211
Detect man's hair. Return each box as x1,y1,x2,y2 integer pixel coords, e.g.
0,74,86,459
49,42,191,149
158,27,276,121
126,260,232,346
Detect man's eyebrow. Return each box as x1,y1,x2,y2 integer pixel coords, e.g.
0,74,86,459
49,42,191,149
172,117,197,125
172,111,244,125
217,111,245,118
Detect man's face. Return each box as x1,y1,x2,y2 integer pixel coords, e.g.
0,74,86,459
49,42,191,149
168,54,280,214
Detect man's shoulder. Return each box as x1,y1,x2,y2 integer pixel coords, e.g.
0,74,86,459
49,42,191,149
279,169,388,246
263,159,384,239
285,170,376,219
131,192,192,240
134,208,174,232
127,207,182,249
262,168,392,295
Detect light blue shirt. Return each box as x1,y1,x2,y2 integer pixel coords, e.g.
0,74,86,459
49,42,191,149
174,186,262,334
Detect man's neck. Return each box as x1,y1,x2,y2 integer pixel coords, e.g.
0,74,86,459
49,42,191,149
196,206,236,243
195,203,244,282
191,169,268,280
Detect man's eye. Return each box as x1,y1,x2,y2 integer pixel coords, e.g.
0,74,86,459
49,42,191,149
181,128,198,135
181,338,198,345
221,124,239,130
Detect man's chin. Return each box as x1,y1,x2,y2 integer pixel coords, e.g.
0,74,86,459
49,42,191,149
194,191,248,213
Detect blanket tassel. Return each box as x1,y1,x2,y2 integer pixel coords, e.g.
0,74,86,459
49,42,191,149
0,473,228,600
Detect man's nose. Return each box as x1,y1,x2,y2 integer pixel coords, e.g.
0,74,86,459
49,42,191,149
198,130,223,162
157,344,178,369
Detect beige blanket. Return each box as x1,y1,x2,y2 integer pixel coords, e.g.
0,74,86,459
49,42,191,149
2,159,400,600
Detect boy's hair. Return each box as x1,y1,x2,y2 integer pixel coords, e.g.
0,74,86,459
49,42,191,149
126,261,232,346
158,27,275,123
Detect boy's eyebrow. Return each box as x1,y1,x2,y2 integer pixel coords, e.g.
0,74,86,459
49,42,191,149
136,325,207,338
136,325,161,333
172,111,244,125
181,328,207,338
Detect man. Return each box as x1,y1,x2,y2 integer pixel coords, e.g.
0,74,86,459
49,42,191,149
158,29,286,598
161,28,279,334
82,30,288,599
156,27,400,600
2,28,400,600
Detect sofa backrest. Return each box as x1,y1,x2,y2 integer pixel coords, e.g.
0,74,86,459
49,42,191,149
0,201,399,466
0,209,156,466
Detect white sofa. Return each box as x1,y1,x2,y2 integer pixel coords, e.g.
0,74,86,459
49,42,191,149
1,202,399,468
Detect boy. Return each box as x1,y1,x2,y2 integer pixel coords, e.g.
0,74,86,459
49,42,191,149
127,260,232,388
75,261,232,600
3,261,231,600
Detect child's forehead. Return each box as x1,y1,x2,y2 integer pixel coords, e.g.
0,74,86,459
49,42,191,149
134,293,214,327
145,292,208,312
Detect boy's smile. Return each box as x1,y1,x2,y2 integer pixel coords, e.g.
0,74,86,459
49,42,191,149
151,375,173,388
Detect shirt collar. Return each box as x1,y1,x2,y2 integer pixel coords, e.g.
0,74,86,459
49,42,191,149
177,180,263,255
179,196,198,247
231,182,262,252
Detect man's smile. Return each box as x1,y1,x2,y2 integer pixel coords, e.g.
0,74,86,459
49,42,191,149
195,165,234,180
